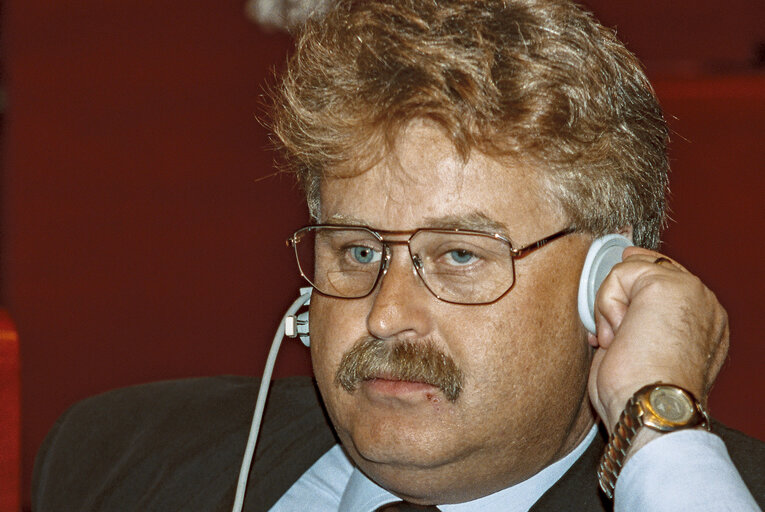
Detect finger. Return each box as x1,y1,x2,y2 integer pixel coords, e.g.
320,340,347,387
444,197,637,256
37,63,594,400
593,297,623,347
621,247,690,273
592,256,684,344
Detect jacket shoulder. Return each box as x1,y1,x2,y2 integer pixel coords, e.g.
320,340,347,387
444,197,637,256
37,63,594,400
531,421,765,511
33,376,336,512
715,422,765,507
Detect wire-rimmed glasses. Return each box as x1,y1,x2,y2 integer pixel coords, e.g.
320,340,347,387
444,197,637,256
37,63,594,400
287,225,573,305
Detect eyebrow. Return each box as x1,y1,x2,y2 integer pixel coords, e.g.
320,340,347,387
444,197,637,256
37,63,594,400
423,213,510,237
325,213,366,226
325,212,513,240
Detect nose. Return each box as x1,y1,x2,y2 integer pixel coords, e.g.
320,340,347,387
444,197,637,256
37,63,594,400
366,245,434,341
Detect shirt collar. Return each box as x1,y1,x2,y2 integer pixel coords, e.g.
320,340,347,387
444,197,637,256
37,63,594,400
339,425,598,512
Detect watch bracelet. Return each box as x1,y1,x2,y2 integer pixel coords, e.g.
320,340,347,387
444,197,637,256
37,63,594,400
597,394,643,499
596,384,711,499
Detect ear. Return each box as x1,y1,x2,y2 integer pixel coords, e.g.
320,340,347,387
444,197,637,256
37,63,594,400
617,225,633,242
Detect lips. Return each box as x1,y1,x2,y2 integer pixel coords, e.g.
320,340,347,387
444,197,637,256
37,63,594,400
363,377,441,398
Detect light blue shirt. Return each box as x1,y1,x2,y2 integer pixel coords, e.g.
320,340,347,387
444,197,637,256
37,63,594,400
270,427,759,512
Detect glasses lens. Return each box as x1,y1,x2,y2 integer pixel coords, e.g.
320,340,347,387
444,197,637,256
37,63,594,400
410,231,515,304
293,227,383,298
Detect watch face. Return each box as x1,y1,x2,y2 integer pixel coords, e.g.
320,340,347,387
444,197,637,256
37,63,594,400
649,387,694,424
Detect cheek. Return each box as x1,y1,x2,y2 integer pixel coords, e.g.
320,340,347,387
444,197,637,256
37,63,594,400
453,263,587,401
308,296,368,406
308,298,341,385
446,305,588,462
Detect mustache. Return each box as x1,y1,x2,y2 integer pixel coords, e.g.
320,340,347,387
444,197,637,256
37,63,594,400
334,337,464,402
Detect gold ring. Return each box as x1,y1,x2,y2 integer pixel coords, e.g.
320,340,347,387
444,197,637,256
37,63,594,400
654,257,673,266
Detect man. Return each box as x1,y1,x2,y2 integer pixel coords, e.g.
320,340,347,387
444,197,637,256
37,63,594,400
33,0,763,511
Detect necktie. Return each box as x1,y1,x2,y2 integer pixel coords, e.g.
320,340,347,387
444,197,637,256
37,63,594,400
375,501,441,511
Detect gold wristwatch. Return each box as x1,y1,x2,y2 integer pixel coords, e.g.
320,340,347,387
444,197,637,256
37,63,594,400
597,382,711,498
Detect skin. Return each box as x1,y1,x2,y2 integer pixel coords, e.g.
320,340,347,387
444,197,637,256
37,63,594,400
308,120,729,504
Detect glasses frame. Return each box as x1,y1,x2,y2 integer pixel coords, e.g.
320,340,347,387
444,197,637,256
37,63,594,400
287,224,574,305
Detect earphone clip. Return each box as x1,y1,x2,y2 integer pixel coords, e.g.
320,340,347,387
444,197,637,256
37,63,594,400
284,287,312,347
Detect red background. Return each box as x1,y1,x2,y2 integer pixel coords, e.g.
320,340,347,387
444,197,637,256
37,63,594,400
2,1,764,508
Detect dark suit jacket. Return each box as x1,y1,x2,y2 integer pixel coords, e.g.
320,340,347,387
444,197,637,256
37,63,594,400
33,376,765,511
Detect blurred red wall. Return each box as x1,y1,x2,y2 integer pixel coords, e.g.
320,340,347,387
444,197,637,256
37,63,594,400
2,1,764,509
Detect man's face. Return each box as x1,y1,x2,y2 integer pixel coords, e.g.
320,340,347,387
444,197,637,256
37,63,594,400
309,121,595,503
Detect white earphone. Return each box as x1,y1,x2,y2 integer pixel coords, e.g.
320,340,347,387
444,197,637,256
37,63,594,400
577,234,633,334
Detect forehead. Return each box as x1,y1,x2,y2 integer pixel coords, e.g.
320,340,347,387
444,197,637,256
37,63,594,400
319,122,564,242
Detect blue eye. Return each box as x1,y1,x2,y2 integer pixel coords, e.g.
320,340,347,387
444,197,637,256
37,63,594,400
350,246,381,264
448,249,476,265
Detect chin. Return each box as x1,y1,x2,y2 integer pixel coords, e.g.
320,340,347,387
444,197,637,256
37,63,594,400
344,434,459,503
334,399,458,464
343,426,511,505
350,431,442,467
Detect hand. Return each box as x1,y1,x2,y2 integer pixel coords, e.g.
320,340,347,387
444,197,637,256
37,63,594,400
587,247,729,435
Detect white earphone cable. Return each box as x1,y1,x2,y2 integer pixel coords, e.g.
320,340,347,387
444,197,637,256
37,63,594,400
231,289,312,512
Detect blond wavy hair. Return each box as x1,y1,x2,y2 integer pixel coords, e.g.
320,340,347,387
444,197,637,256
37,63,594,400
271,0,669,248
